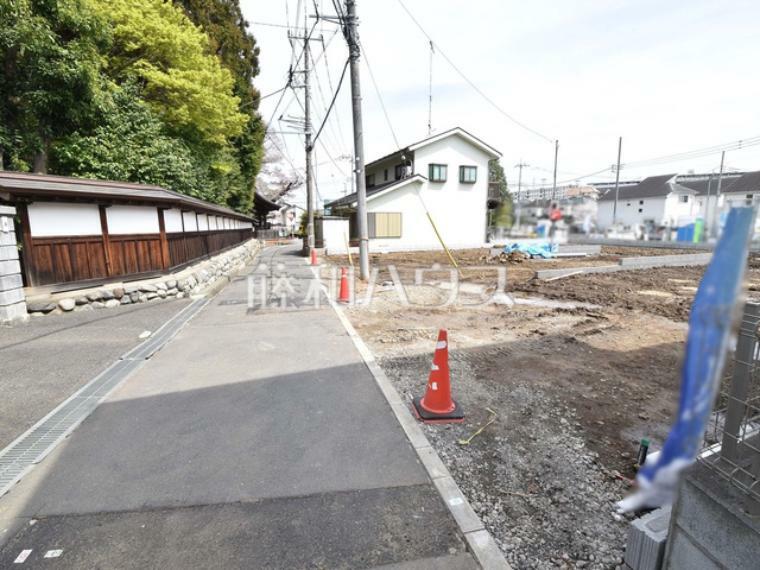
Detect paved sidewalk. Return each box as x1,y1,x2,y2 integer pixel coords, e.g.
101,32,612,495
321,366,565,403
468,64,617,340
0,245,478,568
0,298,190,449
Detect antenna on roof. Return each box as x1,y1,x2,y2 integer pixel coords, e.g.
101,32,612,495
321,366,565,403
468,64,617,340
428,40,434,136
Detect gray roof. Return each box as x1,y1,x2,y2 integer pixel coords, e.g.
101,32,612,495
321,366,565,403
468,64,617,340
0,171,254,221
325,175,425,209
597,174,679,201
721,170,760,194
675,174,741,196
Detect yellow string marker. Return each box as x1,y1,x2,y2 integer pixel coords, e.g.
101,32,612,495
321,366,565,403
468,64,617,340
457,408,497,446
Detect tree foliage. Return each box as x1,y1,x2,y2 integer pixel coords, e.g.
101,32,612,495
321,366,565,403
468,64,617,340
0,0,265,214
489,159,514,228
0,0,108,171
90,0,246,147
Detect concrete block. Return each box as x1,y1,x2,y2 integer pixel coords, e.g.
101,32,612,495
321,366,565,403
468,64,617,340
664,532,720,570
416,446,450,481
619,253,712,268
535,264,622,280
625,505,670,570
0,259,21,276
0,287,24,307
558,244,602,255
0,244,18,261
0,300,28,324
464,529,513,570
664,463,760,570
0,273,23,292
432,476,484,534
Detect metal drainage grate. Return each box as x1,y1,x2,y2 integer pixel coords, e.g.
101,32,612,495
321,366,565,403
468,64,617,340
0,297,208,498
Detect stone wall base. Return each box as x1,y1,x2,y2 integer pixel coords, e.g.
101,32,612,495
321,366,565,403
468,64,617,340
22,239,261,319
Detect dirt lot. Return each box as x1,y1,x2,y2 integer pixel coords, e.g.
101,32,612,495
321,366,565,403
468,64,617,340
328,245,760,569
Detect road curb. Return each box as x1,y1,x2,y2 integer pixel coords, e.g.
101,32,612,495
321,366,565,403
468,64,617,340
316,266,511,570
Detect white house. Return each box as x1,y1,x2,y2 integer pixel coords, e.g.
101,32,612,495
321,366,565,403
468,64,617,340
323,127,501,252
596,174,699,230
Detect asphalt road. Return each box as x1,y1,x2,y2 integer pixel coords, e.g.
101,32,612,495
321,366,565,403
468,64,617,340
0,299,191,450
0,246,476,569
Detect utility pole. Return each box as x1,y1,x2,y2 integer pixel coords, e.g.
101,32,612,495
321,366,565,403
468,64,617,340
714,150,726,239
345,0,369,280
427,41,434,136
551,139,559,201
514,161,529,230
612,136,623,225
289,18,319,255
705,173,714,241
304,24,314,254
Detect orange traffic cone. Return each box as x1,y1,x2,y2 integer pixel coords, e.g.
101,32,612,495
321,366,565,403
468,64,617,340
310,248,318,266
412,329,464,423
338,267,350,303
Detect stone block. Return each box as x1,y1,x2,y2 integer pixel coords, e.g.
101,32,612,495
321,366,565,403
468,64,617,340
0,244,18,261
0,259,21,276
58,298,76,312
0,301,28,324
0,273,23,292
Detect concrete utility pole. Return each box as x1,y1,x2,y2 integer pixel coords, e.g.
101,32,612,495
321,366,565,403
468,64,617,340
514,161,529,229
345,0,369,280
612,136,623,225
304,25,314,254
551,139,559,201
714,151,726,239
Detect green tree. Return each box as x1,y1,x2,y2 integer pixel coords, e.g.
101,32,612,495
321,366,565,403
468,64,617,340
90,0,246,147
0,0,108,171
489,159,514,228
175,0,265,213
52,84,210,197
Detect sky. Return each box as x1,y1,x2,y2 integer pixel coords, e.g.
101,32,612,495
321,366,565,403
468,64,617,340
240,0,760,206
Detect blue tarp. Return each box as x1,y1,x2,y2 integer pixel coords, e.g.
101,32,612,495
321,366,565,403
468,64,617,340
503,242,557,259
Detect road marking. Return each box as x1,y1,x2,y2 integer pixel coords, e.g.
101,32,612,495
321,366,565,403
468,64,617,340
14,550,32,563
448,497,464,506
44,550,63,558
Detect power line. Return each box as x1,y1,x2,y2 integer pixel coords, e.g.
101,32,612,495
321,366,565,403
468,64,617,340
395,0,554,144
360,40,402,151
312,57,350,150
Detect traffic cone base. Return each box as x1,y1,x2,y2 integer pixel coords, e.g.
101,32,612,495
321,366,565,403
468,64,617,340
412,396,464,424
310,249,318,266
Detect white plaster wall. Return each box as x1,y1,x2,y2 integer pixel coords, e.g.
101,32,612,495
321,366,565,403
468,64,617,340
106,205,159,235
664,193,698,226
209,217,218,230
322,218,350,254
197,213,209,231
182,211,198,232
164,208,183,233
27,202,102,237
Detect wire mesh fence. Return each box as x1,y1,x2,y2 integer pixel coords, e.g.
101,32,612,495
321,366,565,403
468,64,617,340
699,301,760,515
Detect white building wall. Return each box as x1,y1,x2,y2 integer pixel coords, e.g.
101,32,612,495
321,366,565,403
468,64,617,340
164,208,183,233
197,213,209,231
27,202,102,237
597,197,668,229
322,218,351,254
107,205,159,235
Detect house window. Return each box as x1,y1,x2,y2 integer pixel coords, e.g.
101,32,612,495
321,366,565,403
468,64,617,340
368,212,401,238
366,173,375,188
459,165,477,184
638,208,643,213
746,194,754,206
428,163,447,182
384,169,389,181
680,195,689,203
639,200,644,205
394,164,406,180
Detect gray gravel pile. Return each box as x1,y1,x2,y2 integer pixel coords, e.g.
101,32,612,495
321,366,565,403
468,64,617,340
379,350,633,570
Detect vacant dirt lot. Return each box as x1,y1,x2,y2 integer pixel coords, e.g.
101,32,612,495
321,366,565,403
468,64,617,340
330,245,760,569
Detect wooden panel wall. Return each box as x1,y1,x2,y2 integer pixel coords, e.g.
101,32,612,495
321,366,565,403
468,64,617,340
27,236,108,285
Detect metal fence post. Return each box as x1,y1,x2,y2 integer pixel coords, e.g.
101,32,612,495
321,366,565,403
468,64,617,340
721,302,760,463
